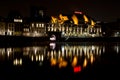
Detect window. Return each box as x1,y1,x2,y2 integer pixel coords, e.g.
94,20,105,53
32,23,34,27
42,24,44,27
36,23,38,27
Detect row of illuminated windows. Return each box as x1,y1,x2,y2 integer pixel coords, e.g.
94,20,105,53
31,23,45,28
47,26,102,33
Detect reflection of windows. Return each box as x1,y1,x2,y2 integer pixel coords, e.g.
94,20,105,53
24,28,29,32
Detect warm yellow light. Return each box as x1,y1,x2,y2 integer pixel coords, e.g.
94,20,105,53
83,58,87,68
51,58,57,66
83,15,89,23
58,57,63,62
59,14,68,21
90,54,94,64
72,56,78,67
59,60,67,68
58,57,67,68
91,19,96,27
72,15,78,25
58,14,69,24
51,16,57,23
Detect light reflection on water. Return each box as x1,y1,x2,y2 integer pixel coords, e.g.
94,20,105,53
0,42,120,79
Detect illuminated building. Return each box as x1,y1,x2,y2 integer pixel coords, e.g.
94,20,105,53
22,17,31,36
29,6,50,37
47,11,102,39
29,21,47,37
6,10,23,36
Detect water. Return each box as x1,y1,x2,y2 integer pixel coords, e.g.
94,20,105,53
0,42,120,79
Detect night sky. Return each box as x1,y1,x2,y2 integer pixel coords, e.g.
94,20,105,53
0,0,120,22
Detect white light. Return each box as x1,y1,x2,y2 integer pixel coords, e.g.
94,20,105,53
50,43,56,49
14,19,22,22
92,46,95,50
62,32,65,35
74,11,82,14
50,35,56,41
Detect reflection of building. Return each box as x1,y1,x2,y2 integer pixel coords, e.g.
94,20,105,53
0,43,105,68
23,46,47,62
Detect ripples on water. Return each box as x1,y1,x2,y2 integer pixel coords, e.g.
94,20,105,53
0,42,120,79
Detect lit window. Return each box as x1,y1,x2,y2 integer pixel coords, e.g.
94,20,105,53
42,24,44,27
14,19,22,22
39,24,41,27
36,24,38,27
32,23,34,27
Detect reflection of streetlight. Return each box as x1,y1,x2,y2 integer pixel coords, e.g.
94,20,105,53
50,35,56,41
49,43,56,49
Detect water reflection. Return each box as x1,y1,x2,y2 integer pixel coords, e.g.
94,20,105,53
0,42,107,73
114,43,120,54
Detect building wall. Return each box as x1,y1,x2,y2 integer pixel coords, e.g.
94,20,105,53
0,22,6,35
47,23,102,38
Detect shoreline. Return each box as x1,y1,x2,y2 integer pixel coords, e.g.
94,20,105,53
0,35,120,43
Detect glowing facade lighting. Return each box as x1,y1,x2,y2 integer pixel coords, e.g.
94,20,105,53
51,16,57,23
91,19,96,27
83,15,89,23
83,58,87,68
59,14,69,24
72,15,78,25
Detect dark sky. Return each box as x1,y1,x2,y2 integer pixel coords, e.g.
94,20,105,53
0,0,120,22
